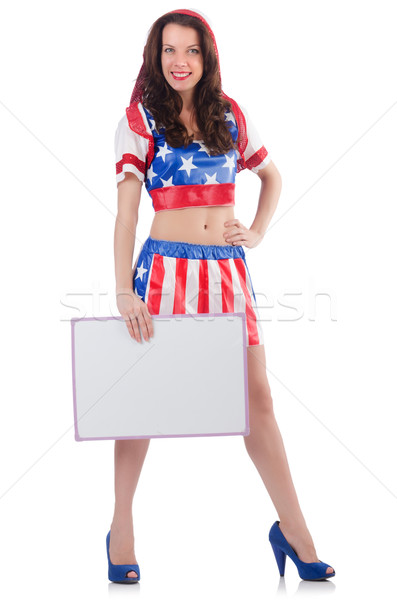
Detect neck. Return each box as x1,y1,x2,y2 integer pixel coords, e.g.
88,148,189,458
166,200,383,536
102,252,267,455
178,90,195,113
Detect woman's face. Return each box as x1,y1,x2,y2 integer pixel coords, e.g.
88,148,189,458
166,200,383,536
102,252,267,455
161,23,204,101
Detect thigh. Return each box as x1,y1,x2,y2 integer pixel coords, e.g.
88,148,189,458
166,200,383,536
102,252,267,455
246,344,274,414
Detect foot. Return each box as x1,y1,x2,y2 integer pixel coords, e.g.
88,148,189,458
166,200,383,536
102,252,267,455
278,521,334,575
109,523,139,579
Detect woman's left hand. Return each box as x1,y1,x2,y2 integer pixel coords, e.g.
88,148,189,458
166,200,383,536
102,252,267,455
223,219,264,249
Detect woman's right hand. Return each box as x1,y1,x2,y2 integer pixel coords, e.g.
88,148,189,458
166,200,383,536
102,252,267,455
116,289,154,343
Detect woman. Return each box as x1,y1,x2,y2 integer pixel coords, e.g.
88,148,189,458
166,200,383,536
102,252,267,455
107,8,335,584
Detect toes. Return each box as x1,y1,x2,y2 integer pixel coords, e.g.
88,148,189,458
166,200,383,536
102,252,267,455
127,570,138,578
326,567,334,574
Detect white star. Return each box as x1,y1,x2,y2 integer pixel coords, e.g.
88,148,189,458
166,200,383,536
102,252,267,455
148,117,157,132
225,111,236,125
195,140,211,156
157,143,173,162
222,154,236,174
146,164,157,185
178,155,198,177
160,176,174,187
135,263,148,281
204,173,219,184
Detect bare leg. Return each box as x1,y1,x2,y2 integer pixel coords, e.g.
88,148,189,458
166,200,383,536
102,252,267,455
108,438,150,578
243,344,334,575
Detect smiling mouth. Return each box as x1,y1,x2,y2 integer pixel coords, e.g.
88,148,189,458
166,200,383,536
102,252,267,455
171,72,192,80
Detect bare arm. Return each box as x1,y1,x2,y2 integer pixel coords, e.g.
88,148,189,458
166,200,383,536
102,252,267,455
250,160,282,242
223,160,282,248
114,172,154,342
114,172,141,292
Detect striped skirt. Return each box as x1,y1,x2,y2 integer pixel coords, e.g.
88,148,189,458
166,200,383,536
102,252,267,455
132,236,264,346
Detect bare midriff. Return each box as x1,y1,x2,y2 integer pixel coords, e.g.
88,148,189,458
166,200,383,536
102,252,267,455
149,205,236,246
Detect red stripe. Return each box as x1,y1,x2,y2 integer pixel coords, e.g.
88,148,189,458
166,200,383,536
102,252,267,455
173,258,188,314
234,258,259,346
245,146,269,170
198,259,209,313
150,183,235,212
147,254,165,315
126,103,155,169
218,259,234,313
116,153,146,175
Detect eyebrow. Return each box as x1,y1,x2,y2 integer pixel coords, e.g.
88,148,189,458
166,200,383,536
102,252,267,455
162,44,200,48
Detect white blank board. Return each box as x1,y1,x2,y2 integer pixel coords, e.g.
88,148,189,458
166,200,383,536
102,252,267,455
71,313,249,441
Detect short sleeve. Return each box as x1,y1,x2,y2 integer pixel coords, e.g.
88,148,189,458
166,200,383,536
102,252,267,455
114,113,149,184
238,104,272,173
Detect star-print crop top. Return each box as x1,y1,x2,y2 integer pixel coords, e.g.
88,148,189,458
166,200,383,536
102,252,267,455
114,101,271,212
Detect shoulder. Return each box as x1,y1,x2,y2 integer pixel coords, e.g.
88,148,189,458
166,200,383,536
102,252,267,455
124,101,153,138
226,98,255,131
115,111,128,132
221,95,246,124
227,99,272,174
114,103,153,185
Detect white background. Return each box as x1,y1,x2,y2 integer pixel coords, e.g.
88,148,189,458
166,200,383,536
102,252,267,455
0,1,396,598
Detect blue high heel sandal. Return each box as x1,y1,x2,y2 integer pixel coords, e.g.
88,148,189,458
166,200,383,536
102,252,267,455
269,521,335,581
106,530,140,583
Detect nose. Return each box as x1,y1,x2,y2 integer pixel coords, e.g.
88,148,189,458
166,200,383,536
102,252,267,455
173,52,188,67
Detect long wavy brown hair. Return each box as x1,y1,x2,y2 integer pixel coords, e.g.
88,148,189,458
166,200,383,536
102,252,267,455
142,12,236,155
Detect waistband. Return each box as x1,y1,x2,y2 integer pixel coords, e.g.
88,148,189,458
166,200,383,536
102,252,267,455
149,183,235,212
141,235,246,260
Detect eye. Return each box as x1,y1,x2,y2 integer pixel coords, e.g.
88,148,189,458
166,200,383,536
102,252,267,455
164,47,174,53
189,48,199,54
